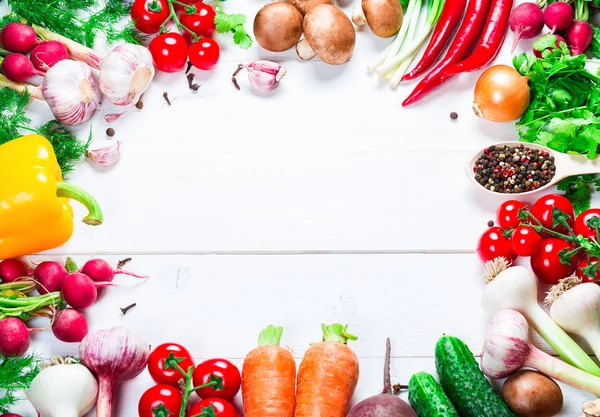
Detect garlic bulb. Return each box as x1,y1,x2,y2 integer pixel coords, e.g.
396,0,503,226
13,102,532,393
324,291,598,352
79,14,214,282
100,44,154,107
42,60,102,126
88,142,121,167
28,363,98,417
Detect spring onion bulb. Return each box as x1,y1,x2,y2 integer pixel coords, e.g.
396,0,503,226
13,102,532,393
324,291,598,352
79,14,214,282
482,262,600,376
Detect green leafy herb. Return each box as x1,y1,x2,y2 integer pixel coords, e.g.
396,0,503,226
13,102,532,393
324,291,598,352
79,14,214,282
556,174,600,215
0,353,41,414
590,26,600,59
0,88,90,176
214,0,252,49
0,0,143,47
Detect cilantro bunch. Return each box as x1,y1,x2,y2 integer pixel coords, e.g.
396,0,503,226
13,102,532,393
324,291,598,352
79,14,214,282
214,0,252,49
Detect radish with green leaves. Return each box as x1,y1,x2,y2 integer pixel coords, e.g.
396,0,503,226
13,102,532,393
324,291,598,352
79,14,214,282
0,23,37,53
81,258,147,283
0,318,30,356
1,53,44,82
52,308,88,343
509,2,544,51
61,273,113,309
566,20,593,55
0,259,30,282
30,41,69,72
543,2,574,33
34,261,67,294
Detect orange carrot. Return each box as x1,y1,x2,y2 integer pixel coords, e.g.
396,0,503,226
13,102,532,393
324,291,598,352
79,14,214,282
294,323,360,417
242,325,297,417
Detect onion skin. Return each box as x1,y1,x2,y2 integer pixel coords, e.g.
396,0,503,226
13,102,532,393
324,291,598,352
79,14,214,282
472,65,530,122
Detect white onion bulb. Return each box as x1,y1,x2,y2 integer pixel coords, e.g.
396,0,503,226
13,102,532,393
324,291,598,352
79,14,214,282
42,60,102,126
100,44,155,107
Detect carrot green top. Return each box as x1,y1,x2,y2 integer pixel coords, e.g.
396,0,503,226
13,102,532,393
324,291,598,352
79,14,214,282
321,323,358,344
258,325,284,346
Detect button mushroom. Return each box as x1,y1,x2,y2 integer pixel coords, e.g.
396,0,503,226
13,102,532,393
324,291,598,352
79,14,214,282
286,0,333,15
295,4,356,65
254,2,304,52
352,0,403,38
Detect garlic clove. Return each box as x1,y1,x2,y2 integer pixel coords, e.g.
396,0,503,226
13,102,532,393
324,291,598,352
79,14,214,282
241,60,286,93
88,142,121,167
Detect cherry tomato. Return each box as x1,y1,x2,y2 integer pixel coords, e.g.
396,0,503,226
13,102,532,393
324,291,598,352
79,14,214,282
530,194,574,233
574,208,600,240
188,39,220,71
576,257,600,283
149,33,189,72
511,225,542,257
179,3,217,38
476,227,516,264
138,384,182,417
530,238,577,284
496,200,527,230
186,398,236,417
148,343,195,386
131,0,170,34
192,358,241,401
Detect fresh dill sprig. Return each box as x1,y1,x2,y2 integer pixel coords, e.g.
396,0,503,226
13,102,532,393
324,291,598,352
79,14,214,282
4,0,144,47
0,88,90,176
0,353,41,414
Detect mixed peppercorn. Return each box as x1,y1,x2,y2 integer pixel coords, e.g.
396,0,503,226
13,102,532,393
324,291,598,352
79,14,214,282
473,145,555,193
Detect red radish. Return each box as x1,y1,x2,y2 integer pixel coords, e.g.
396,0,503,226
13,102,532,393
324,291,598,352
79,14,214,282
0,23,37,53
510,3,544,52
1,53,44,82
0,258,29,282
1,414,24,417
544,2,574,32
566,20,593,55
0,318,30,356
81,258,148,283
34,261,68,294
534,34,567,57
30,41,68,72
61,272,113,309
52,308,89,342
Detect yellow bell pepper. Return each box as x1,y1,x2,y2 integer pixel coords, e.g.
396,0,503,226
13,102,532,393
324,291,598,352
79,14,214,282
0,134,103,259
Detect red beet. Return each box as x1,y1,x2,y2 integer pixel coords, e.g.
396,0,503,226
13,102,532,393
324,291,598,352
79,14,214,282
34,261,68,294
52,308,89,342
0,318,30,356
544,1,574,32
0,259,29,282
534,34,567,57
566,20,593,55
61,273,113,309
510,3,545,52
0,22,37,53
30,41,69,72
1,53,44,83
81,258,147,283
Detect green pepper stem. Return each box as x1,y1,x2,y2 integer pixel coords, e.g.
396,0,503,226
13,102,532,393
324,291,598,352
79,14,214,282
56,182,104,226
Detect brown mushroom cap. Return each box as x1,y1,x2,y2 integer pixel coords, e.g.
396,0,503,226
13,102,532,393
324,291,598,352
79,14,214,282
286,0,333,16
357,0,403,38
301,4,356,65
254,3,304,52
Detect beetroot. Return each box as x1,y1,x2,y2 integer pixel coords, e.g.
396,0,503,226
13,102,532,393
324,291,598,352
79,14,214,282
0,23,37,53
30,41,68,72
0,259,29,282
52,308,88,342
1,53,43,82
0,318,30,356
34,261,67,294
566,20,593,55
81,258,148,283
510,2,544,51
61,272,112,309
534,33,567,57
544,2,574,32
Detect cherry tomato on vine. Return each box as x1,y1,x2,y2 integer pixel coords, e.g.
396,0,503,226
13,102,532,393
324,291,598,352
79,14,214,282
530,238,577,284
148,343,195,386
149,33,189,72
186,398,236,417
530,194,574,233
476,227,516,263
511,225,542,257
188,39,220,71
574,208,600,240
131,0,170,34
138,384,182,417
496,200,527,230
180,3,217,38
576,257,600,283
192,358,241,401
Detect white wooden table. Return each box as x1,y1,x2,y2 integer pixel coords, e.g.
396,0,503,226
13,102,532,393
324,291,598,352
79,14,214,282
2,1,596,415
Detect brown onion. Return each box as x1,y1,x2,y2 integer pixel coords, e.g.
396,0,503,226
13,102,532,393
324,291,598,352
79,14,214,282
472,65,530,122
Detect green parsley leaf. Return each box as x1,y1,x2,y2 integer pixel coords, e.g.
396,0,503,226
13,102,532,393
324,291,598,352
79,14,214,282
590,27,600,59
213,0,253,48
233,26,253,49
533,34,558,52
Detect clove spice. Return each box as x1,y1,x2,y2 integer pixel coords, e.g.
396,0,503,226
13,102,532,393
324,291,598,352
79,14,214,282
163,92,171,106
185,61,193,75
117,258,132,269
187,73,195,89
120,303,137,315
191,83,200,91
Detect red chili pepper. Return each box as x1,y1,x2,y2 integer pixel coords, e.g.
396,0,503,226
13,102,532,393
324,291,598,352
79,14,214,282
402,0,493,107
402,0,468,82
442,0,514,78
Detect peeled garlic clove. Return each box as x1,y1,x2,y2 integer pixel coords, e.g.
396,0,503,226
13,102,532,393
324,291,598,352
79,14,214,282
88,142,121,167
244,60,286,93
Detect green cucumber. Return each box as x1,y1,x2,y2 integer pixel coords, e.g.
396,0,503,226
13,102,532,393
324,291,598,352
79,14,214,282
435,335,515,417
408,372,459,417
